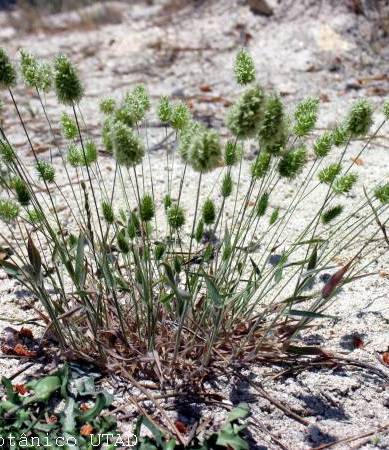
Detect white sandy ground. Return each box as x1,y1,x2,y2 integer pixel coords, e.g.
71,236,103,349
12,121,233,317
0,0,389,448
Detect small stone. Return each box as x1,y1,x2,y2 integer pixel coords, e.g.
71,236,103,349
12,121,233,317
246,0,273,16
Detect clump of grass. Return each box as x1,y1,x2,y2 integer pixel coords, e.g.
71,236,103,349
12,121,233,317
0,47,387,383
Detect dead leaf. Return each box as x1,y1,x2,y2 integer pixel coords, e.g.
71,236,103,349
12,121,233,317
174,420,188,434
80,403,90,412
352,336,364,349
351,157,364,166
13,343,37,357
19,327,34,339
382,352,389,366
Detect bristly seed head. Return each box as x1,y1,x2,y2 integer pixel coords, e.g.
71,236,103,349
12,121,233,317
101,201,114,224
100,97,116,115
258,95,286,154
124,85,150,123
374,183,389,204
12,177,31,206
313,131,332,158
318,163,342,184
0,48,16,89
256,192,269,217
234,49,256,85
221,172,233,198
227,84,265,138
278,146,307,179
0,139,16,164
170,102,191,131
293,97,319,137
179,121,202,163
188,128,222,173
36,160,55,183
331,124,349,147
346,99,373,137
251,151,271,179
158,95,173,124
117,228,129,254
333,173,358,195
60,112,78,140
167,204,185,230
202,198,216,225
321,205,343,224
111,121,144,167
20,50,52,92
383,100,389,121
0,198,20,222
224,140,242,166
269,207,279,225
27,207,44,224
140,194,155,222
54,54,83,105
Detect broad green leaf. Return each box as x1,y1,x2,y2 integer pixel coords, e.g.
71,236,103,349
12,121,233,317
227,403,250,422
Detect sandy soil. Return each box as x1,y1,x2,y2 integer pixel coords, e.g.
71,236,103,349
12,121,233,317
1,1,389,448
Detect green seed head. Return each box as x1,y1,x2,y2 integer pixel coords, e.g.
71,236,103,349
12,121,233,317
140,194,155,222
101,201,114,224
224,140,242,166
128,211,140,239
251,151,271,179
189,129,222,173
321,205,343,224
346,99,373,137
0,48,16,89
269,207,279,225
54,54,83,105
36,160,55,183
117,228,129,254
221,172,233,198
158,95,172,124
256,192,269,217
293,97,319,137
374,183,389,204
100,97,116,115
333,173,358,195
0,139,16,164
383,100,389,121
0,199,20,222
85,140,98,164
195,219,204,243
259,95,284,142
155,243,166,261
12,177,30,206
164,194,172,210
111,121,144,167
202,198,216,225
67,144,83,167
234,49,256,85
178,121,202,163
60,112,78,140
27,207,44,224
227,84,265,138
167,204,185,230
278,146,307,179
313,131,332,158
170,102,190,130
318,163,342,184
20,50,52,92
102,117,113,152
331,124,349,147
124,85,150,123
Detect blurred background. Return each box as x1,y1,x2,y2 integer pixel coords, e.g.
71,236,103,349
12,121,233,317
1,0,389,144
